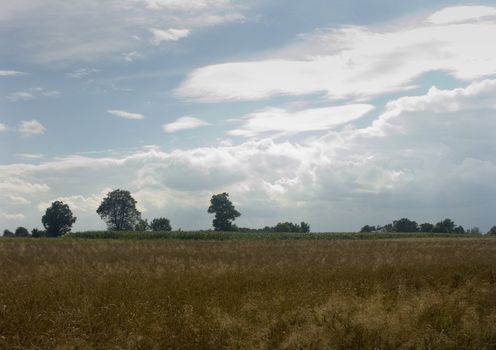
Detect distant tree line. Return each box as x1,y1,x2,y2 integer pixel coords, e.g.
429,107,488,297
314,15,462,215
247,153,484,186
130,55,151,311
360,218,493,234
2,189,311,237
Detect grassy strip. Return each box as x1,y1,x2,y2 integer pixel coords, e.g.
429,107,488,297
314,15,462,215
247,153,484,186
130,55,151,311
66,230,484,240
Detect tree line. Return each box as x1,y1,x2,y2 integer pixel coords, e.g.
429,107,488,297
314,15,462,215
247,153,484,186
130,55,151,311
360,217,496,234
2,189,310,237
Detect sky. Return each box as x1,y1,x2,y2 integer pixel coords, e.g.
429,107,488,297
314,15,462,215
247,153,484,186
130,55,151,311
1,0,496,232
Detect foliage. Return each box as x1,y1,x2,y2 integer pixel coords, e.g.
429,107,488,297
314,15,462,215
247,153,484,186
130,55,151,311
270,221,311,233
31,228,47,238
1,239,496,349
96,189,141,231
207,192,240,231
488,226,496,235
466,227,481,235
360,225,376,233
419,222,434,232
14,227,30,237
134,218,149,231
41,201,77,237
432,218,463,233
150,217,172,231
2,229,14,237
392,218,418,232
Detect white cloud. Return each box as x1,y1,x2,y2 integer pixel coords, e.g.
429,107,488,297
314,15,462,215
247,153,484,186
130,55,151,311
17,153,45,159
19,120,46,137
66,68,100,79
163,116,210,133
122,51,142,62
37,188,111,213
0,70,25,76
176,6,496,102
150,28,190,45
0,212,25,220
229,104,374,137
108,109,144,120
0,123,6,132
7,87,60,102
6,195,31,205
0,0,245,64
0,178,49,194
427,6,496,25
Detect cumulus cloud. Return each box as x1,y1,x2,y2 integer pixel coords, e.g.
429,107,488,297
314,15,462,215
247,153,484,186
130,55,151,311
0,70,25,76
4,77,496,230
108,109,144,120
0,178,49,194
163,116,210,133
176,6,496,102
37,188,111,213
150,28,190,45
0,212,25,220
229,104,374,137
19,120,46,137
427,6,496,25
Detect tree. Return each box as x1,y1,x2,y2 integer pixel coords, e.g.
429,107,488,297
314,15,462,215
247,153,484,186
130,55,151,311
300,221,311,233
41,201,77,237
31,228,47,238
392,218,418,232
96,189,141,231
487,226,496,235
208,192,240,231
432,218,463,233
15,227,30,237
419,223,434,232
3,229,14,237
134,218,149,231
360,225,376,233
150,218,172,231
466,227,481,235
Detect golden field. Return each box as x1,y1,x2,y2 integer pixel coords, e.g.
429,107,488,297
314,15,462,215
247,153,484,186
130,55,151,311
1,237,496,349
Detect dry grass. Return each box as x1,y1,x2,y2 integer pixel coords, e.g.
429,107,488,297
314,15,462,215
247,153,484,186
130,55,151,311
1,238,496,349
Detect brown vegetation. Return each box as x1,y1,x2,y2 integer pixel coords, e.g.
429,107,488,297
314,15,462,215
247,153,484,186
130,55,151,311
1,238,496,349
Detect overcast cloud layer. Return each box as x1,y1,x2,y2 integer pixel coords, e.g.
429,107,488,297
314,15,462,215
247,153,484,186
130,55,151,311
1,2,496,232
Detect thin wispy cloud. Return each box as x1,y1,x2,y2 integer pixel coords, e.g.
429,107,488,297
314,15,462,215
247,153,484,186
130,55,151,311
7,88,60,102
150,28,191,45
108,110,145,120
163,116,210,133
0,70,25,76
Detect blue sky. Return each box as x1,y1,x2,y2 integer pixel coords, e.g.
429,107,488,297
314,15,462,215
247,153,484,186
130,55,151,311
1,1,496,232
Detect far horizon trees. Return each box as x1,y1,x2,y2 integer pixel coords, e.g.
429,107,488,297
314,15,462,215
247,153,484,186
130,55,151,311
42,201,77,237
97,189,141,231
150,218,172,231
208,192,240,231
361,218,467,233
15,227,30,237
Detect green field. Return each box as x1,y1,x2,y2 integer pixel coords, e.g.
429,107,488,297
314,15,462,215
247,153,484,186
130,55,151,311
1,236,496,349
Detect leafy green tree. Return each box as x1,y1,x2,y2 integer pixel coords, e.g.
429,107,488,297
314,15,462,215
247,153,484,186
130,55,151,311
150,218,172,231
392,218,418,232
31,228,47,238
15,227,30,237
96,189,141,231
432,218,456,233
300,221,311,233
41,201,77,237
360,225,376,233
487,226,496,235
134,218,149,231
419,223,434,232
208,193,241,231
3,229,14,237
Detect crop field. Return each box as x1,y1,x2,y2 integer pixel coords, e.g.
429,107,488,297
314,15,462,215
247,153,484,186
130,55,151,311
1,236,496,349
